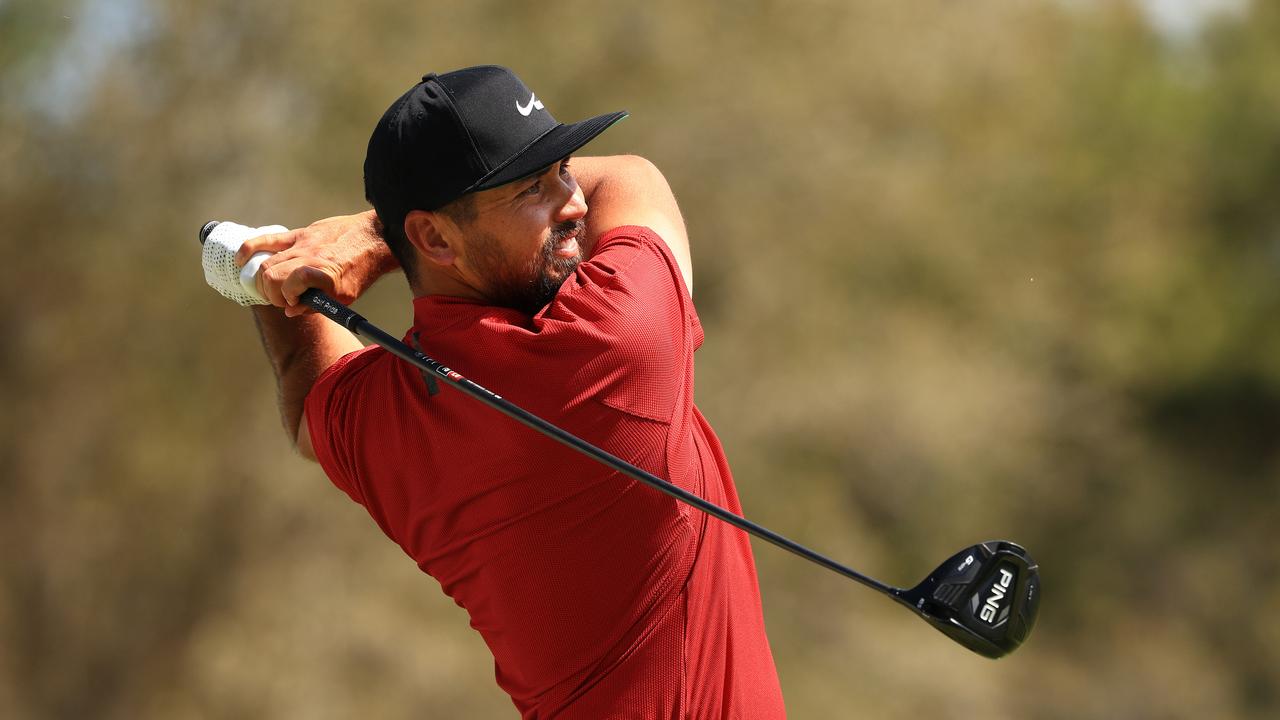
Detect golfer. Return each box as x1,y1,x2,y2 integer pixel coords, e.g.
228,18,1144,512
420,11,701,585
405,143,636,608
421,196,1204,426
237,66,786,718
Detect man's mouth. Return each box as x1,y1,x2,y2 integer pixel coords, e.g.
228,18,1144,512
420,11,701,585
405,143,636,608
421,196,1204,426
553,232,579,258
550,222,583,259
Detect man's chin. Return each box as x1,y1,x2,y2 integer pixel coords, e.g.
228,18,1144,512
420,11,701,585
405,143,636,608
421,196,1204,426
550,254,582,279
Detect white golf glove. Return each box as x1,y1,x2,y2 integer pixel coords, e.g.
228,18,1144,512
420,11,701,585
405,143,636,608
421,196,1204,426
201,221,286,306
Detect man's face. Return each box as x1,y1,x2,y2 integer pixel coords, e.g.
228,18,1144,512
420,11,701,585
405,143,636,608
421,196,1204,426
445,158,587,314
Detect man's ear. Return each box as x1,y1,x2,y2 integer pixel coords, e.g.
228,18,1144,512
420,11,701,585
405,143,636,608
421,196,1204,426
404,210,457,266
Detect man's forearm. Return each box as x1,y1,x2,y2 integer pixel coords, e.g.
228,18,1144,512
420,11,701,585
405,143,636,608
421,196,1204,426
252,307,363,450
571,155,693,291
572,155,635,219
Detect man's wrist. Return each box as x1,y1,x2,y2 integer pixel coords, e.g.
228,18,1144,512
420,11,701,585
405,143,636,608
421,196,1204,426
362,211,399,273
346,211,398,292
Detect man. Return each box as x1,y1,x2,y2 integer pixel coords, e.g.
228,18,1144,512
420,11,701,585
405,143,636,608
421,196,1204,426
233,66,786,718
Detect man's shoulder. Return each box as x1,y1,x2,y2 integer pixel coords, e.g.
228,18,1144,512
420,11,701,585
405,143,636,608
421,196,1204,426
579,225,683,286
309,343,394,398
592,223,665,246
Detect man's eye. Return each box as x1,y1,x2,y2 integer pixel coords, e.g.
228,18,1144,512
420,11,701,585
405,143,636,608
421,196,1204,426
559,161,571,176
523,182,540,196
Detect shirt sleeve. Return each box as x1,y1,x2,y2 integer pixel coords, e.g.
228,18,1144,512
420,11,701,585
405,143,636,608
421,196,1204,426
303,344,381,504
537,225,703,424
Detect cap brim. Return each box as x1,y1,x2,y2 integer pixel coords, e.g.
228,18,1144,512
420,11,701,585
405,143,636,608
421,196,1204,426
469,110,628,192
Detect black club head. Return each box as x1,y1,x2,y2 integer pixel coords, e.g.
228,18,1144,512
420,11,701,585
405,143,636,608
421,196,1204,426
898,540,1040,659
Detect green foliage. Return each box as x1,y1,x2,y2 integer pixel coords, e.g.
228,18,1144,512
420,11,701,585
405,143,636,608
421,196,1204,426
2,1,1278,717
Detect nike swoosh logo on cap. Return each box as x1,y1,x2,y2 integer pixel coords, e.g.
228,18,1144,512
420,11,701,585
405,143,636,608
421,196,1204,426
516,93,545,116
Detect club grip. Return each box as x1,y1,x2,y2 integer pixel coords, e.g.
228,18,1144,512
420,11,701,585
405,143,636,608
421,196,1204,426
201,221,353,315
199,220,220,245
301,288,366,331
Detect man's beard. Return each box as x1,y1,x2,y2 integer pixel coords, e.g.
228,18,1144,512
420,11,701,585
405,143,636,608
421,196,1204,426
476,219,585,315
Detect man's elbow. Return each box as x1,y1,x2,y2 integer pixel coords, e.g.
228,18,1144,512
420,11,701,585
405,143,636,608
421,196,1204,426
295,413,319,463
617,154,666,186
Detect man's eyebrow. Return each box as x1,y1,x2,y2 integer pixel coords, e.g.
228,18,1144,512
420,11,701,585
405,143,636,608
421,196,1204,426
511,164,558,196
510,174,540,197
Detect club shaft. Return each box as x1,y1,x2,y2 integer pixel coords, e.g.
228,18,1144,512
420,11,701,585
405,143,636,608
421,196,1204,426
299,288,900,597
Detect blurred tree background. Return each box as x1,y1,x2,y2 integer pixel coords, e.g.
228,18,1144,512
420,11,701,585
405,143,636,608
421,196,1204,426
2,0,1277,717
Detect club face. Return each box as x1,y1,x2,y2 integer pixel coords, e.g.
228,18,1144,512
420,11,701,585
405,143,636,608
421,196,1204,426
898,540,1040,659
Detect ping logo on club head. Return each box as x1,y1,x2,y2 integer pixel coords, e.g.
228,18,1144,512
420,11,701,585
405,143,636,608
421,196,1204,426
974,566,1016,626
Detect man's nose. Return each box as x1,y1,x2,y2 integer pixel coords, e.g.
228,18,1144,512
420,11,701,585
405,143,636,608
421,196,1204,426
554,181,588,223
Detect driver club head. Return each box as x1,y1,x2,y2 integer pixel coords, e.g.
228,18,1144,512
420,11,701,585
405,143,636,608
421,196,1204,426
897,540,1040,659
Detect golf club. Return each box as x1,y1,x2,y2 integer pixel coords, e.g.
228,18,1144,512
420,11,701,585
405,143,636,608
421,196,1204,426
201,219,1040,659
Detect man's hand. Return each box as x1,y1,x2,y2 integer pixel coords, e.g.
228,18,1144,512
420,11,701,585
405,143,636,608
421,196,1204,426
235,210,399,316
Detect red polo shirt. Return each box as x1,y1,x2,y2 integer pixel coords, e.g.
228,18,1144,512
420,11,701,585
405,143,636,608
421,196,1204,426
305,226,785,718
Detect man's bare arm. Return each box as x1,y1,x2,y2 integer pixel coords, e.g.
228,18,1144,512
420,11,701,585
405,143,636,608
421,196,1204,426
572,155,693,293
240,211,395,460
252,309,362,461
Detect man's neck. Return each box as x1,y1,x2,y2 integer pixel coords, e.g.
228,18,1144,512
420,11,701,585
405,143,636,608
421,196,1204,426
409,265,485,302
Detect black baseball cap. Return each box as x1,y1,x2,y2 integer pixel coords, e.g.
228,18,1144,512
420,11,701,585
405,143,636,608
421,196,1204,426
364,65,627,235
